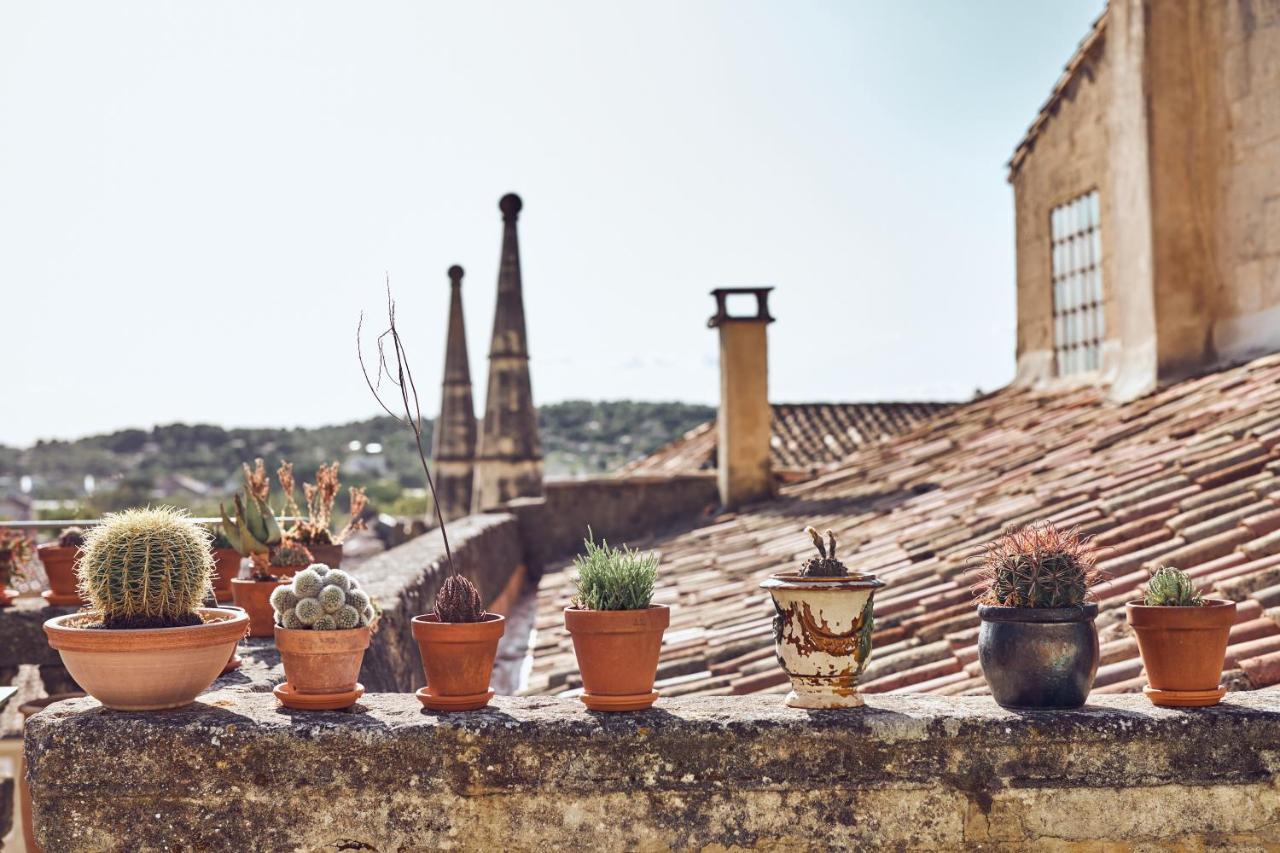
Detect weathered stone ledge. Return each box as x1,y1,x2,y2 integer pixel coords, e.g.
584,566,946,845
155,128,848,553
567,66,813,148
26,689,1280,850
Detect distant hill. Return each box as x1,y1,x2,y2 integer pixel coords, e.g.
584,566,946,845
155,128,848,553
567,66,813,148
0,401,715,516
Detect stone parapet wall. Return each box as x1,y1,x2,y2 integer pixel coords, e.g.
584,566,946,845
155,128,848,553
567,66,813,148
503,473,718,572
25,689,1280,850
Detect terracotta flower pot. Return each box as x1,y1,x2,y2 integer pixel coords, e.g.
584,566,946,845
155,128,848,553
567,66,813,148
1126,598,1237,707
306,542,344,569
411,613,505,711
210,549,242,602
43,608,249,711
760,573,884,709
978,603,1099,709
230,578,283,637
565,605,669,711
274,625,370,710
37,544,84,607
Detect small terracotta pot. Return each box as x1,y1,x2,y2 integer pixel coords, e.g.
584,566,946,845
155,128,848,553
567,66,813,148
37,544,84,607
1127,598,1237,707
43,608,249,711
1,586,17,607
565,605,669,711
230,578,283,637
306,542,344,569
412,613,505,711
211,549,242,602
275,625,370,701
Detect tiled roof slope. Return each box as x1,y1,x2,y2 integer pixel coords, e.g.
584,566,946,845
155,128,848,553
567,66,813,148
619,402,954,478
527,352,1280,700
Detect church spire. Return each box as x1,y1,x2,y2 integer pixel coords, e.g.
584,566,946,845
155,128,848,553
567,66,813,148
471,193,543,512
431,264,476,522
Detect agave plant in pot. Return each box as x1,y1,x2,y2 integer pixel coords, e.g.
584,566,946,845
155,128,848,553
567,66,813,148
225,461,288,636
208,523,242,603
360,286,504,713
976,522,1101,710
42,507,248,710
1127,566,1236,707
0,530,33,607
760,527,884,708
37,526,87,606
276,459,368,569
563,532,667,711
271,563,377,710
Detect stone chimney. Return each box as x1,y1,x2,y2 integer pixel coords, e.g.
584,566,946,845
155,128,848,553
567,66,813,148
430,265,477,523
471,193,544,513
708,288,775,509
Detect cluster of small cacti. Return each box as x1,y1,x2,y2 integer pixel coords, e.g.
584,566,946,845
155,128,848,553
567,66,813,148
77,507,213,629
798,526,848,578
434,574,486,623
270,542,313,570
0,530,33,586
270,564,375,631
977,521,1098,608
1144,565,1203,607
57,526,86,549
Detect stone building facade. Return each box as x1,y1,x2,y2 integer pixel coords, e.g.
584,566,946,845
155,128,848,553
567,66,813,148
1012,0,1280,399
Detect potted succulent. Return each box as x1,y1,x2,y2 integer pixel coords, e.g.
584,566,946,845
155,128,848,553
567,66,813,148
224,463,287,637
0,529,33,607
564,532,668,711
1127,566,1237,707
359,289,504,713
412,575,505,711
271,563,377,710
276,460,368,568
975,521,1101,710
42,506,248,710
208,524,242,603
760,527,884,708
37,526,87,606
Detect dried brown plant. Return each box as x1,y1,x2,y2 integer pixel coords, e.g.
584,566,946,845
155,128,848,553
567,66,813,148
243,458,271,504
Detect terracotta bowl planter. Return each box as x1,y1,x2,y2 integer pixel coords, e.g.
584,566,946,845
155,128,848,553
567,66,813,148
211,548,242,602
1126,598,1237,707
230,578,284,637
43,608,249,711
274,625,370,710
565,605,669,711
760,573,884,709
412,613,505,711
37,544,85,606
978,603,1099,709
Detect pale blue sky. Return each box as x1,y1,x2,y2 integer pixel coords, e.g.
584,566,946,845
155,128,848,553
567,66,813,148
0,1,1105,446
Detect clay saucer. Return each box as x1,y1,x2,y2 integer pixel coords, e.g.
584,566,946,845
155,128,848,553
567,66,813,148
415,687,494,712
41,590,84,607
274,682,364,711
580,690,660,712
220,655,243,675
1143,685,1227,708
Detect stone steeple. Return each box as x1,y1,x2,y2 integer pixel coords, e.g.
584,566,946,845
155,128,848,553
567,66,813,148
430,265,477,522
471,193,544,512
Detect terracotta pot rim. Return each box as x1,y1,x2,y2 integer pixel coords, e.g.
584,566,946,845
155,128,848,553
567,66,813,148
37,544,78,557
1126,598,1236,627
760,572,884,591
977,602,1099,623
564,604,671,634
412,612,506,641
275,624,371,653
43,608,248,652
230,577,283,585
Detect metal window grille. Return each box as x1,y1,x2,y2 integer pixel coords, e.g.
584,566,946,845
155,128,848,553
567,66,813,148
1050,190,1104,376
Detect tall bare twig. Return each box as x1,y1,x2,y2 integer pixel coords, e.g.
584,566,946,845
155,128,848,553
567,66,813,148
357,278,456,575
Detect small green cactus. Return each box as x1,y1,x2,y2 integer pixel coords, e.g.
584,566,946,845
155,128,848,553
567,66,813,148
1144,566,1203,607
77,507,214,629
798,526,848,577
271,564,375,631
978,521,1098,608
270,542,313,571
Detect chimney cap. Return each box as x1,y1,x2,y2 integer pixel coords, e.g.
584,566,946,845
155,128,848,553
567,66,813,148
708,287,775,327
448,265,464,284
499,193,523,220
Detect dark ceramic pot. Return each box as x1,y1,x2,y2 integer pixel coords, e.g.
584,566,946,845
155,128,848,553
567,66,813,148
978,603,1099,709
